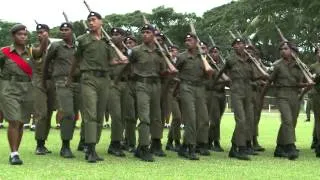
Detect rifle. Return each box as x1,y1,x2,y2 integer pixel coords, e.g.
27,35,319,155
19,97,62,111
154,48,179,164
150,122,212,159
83,0,127,61
208,35,226,64
275,25,314,85
189,23,214,76
142,15,178,73
62,11,78,46
34,20,39,25
229,30,269,78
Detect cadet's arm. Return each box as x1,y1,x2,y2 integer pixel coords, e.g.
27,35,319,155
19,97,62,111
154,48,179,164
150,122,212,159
42,44,56,88
32,37,49,59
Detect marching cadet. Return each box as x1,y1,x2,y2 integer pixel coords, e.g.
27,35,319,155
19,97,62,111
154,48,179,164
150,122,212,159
43,22,81,158
269,41,306,160
69,11,124,163
176,33,210,160
122,36,138,153
207,46,227,152
310,47,320,157
33,24,57,155
107,27,129,157
216,38,257,160
130,24,168,162
166,45,182,152
0,24,48,165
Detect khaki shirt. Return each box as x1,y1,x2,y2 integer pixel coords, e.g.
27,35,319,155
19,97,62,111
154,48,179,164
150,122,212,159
270,58,304,97
75,33,113,72
130,43,166,78
45,40,78,77
176,50,206,83
0,45,33,77
224,52,257,96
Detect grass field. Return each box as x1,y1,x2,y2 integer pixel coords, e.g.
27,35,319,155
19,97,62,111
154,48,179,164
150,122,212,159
0,112,319,180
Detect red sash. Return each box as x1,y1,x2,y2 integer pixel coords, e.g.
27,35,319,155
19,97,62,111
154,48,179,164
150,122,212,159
1,47,32,78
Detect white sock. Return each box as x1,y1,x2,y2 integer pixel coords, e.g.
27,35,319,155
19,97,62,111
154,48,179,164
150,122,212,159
10,152,19,158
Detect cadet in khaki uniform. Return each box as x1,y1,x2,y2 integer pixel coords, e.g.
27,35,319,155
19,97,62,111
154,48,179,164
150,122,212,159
166,45,182,152
33,24,57,155
0,24,47,165
269,42,305,160
310,47,320,157
0,70,5,129
130,24,168,162
122,36,138,152
70,12,119,163
207,46,227,152
217,38,256,160
107,27,129,157
176,33,210,160
43,22,80,158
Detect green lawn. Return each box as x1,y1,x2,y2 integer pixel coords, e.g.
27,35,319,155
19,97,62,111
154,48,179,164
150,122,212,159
0,112,319,180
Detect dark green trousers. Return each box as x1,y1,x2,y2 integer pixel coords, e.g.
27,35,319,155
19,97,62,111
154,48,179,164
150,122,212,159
55,77,81,141
168,96,182,141
180,83,209,145
136,81,162,146
124,81,137,146
231,92,254,147
80,72,110,144
312,93,320,144
276,91,300,145
34,79,56,141
252,89,264,137
108,81,127,142
207,90,226,142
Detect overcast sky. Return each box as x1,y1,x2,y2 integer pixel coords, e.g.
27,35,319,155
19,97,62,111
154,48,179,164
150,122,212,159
0,0,233,30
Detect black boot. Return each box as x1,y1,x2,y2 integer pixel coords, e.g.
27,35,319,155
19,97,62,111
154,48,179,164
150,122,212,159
108,141,126,157
150,139,166,157
286,144,298,160
178,144,189,159
35,140,52,155
237,146,250,160
188,145,199,160
311,137,317,149
9,155,23,165
228,144,238,158
253,136,265,152
60,140,75,158
77,138,85,151
212,140,224,152
85,143,96,163
174,140,181,152
274,144,288,158
135,145,154,162
166,138,175,151
246,141,259,156
315,144,320,158
197,143,210,156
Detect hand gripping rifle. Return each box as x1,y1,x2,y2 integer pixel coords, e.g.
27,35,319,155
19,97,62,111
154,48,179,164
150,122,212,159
189,23,214,77
229,30,269,78
275,25,314,85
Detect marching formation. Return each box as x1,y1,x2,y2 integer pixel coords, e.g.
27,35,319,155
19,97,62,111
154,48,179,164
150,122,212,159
1,2,320,165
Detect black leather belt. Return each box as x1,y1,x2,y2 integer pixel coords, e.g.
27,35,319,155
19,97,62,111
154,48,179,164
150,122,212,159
110,75,128,82
3,75,31,82
181,80,203,86
82,70,107,77
135,76,160,84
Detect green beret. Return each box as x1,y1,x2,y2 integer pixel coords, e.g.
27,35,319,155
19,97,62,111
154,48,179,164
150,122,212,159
10,24,27,34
